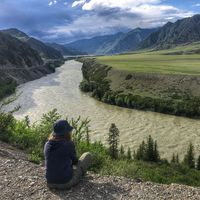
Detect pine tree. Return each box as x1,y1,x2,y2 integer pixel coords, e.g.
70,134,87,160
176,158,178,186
197,155,200,170
171,153,176,163
135,136,160,162
136,141,145,160
154,140,160,162
127,147,132,160
145,135,154,161
176,154,179,164
184,143,195,169
120,145,125,159
108,123,119,159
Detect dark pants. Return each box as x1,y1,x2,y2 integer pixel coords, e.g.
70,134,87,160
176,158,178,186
47,152,92,190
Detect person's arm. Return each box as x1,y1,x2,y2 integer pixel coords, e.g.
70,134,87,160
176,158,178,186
69,142,78,165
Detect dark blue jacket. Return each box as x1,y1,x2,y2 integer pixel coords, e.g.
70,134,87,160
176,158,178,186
44,140,78,184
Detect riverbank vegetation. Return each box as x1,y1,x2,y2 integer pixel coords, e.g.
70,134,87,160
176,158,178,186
1,109,200,187
79,57,200,118
0,79,17,101
0,59,64,102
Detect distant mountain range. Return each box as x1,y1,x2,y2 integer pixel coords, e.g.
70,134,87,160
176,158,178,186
66,28,157,55
66,14,200,54
1,28,63,60
140,14,200,50
0,31,58,86
46,42,86,56
1,28,84,58
0,31,43,68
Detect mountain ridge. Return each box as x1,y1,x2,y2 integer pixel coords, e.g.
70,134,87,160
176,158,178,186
1,28,63,60
139,14,200,50
66,28,157,55
46,42,86,56
0,31,58,85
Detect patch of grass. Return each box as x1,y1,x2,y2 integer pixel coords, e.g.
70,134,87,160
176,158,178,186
97,52,200,75
99,160,200,186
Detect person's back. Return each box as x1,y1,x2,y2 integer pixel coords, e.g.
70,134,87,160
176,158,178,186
44,120,92,190
44,139,77,184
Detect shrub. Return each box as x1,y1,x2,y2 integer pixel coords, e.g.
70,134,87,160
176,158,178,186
183,143,195,169
108,123,119,159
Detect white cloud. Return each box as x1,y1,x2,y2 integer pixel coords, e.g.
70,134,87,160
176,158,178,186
48,0,57,6
72,0,86,8
82,0,161,10
194,3,200,7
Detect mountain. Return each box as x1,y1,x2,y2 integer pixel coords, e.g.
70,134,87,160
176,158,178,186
66,32,124,55
106,28,157,54
46,43,86,56
140,14,200,50
66,28,156,55
1,28,63,60
0,32,43,69
0,32,55,86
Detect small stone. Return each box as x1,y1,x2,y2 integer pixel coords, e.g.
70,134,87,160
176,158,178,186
30,182,35,186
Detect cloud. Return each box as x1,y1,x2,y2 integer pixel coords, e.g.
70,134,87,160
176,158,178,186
46,0,193,42
0,0,196,43
81,0,161,10
194,3,200,7
48,0,57,6
72,0,86,8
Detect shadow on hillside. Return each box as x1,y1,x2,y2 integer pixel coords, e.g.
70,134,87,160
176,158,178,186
49,175,128,200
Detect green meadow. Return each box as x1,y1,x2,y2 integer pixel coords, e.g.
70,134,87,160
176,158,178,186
96,45,200,75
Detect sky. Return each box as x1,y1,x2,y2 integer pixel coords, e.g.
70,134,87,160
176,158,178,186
0,0,200,43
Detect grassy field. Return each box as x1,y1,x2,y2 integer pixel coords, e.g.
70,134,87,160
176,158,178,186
97,47,200,75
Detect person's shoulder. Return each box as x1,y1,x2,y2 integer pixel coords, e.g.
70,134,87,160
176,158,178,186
44,140,50,146
64,140,75,148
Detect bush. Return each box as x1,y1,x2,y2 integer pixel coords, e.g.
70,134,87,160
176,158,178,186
0,80,17,100
0,112,14,142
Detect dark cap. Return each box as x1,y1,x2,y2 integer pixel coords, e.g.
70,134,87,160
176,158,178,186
53,120,73,137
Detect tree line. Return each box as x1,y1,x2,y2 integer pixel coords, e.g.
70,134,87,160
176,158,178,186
108,123,200,170
80,59,200,118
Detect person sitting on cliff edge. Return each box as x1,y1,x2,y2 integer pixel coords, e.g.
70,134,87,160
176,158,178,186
44,120,92,190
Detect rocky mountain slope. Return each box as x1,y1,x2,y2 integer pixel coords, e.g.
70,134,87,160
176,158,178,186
1,28,63,60
0,32,54,83
67,28,156,55
66,32,124,55
107,28,157,54
140,14,200,50
1,141,200,200
46,42,86,56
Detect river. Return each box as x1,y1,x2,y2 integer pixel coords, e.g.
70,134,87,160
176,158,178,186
3,60,200,159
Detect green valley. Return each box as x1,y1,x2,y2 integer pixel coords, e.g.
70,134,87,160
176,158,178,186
79,44,200,118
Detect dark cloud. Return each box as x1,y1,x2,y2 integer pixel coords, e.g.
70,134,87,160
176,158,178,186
0,0,74,38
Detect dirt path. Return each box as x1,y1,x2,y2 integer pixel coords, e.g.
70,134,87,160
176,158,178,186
1,141,200,200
